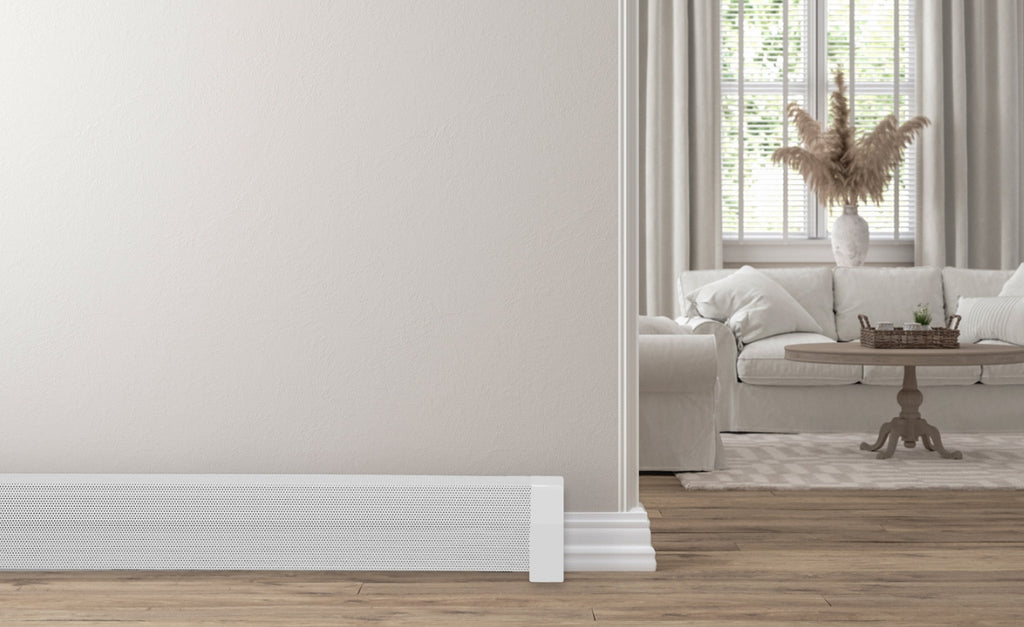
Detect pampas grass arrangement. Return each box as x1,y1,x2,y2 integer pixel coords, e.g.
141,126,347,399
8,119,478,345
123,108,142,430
772,69,930,207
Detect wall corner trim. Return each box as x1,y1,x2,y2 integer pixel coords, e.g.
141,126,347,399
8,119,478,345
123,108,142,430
617,0,641,514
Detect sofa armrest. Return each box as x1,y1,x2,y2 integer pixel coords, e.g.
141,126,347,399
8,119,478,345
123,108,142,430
677,316,739,429
638,334,716,393
677,317,739,373
638,333,721,471
639,314,693,335
677,316,733,346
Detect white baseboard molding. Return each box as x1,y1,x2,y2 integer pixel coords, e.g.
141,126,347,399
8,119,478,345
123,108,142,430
563,506,656,572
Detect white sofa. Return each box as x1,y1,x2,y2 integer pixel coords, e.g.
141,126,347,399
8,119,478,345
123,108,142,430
638,316,721,471
678,265,1024,434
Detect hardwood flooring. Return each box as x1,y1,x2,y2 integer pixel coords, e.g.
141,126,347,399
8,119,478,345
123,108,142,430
3,474,1024,624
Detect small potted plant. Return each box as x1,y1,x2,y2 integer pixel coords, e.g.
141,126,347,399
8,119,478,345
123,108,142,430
913,303,932,330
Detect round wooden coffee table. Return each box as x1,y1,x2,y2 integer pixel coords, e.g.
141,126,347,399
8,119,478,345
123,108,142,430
784,342,1024,459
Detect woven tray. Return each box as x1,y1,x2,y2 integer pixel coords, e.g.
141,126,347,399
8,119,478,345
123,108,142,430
858,314,961,349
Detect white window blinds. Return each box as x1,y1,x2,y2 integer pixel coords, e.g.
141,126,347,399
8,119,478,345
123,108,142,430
721,0,917,242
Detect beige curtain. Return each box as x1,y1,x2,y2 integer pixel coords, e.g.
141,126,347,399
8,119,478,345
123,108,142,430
916,0,1024,269
640,0,721,317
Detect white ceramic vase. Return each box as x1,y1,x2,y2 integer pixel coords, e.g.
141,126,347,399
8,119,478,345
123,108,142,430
831,205,869,266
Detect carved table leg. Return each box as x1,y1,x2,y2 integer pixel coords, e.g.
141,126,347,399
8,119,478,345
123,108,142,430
861,416,907,459
859,365,963,460
920,421,963,459
861,422,891,452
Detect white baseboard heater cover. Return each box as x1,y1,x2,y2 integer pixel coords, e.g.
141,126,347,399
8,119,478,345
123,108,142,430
0,474,564,582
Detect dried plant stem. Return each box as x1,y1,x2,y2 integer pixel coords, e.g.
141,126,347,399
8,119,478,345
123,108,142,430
772,69,930,208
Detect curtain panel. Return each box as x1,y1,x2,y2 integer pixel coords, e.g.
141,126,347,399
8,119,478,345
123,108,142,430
916,0,1024,269
639,0,721,318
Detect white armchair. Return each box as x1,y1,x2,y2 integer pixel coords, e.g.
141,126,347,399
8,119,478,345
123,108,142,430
638,316,722,471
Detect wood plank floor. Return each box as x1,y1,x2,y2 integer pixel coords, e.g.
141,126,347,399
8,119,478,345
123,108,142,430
3,474,1024,625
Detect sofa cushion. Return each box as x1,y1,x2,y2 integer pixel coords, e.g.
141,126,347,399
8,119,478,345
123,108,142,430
956,296,1024,345
679,266,837,340
942,267,1014,322
861,364,981,386
685,266,823,344
978,340,1024,385
998,263,1024,296
736,333,861,386
678,269,733,315
833,266,944,341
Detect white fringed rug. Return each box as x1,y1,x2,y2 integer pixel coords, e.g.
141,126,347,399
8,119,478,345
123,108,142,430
677,432,1024,490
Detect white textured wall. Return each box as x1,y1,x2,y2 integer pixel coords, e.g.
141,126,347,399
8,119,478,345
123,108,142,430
0,1,620,511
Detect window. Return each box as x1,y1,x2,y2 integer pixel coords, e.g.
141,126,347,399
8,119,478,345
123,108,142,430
721,0,916,259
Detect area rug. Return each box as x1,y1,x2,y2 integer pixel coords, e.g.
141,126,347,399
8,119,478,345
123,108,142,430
677,432,1024,490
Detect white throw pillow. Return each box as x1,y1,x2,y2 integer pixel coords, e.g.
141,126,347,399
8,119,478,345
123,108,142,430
998,263,1024,296
686,265,823,343
956,296,1024,345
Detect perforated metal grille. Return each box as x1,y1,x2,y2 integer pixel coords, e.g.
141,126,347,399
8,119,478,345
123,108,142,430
0,476,533,571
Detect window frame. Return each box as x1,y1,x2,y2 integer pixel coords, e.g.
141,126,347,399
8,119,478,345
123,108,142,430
721,0,916,265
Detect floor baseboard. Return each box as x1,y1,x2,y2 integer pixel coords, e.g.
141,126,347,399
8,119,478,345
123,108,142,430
563,506,656,572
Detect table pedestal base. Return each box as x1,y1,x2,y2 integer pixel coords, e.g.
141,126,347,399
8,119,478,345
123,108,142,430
859,365,963,460
860,416,963,459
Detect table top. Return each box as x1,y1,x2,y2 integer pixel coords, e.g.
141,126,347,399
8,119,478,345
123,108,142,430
784,342,1024,367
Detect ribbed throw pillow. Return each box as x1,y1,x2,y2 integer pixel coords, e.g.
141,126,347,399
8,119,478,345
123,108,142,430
956,296,1024,345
